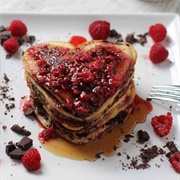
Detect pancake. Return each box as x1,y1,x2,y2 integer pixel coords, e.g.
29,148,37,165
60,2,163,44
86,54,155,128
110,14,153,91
22,40,137,144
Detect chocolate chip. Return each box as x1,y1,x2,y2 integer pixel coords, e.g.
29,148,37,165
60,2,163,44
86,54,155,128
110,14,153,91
138,130,150,143
8,148,24,160
11,124,31,136
16,136,33,151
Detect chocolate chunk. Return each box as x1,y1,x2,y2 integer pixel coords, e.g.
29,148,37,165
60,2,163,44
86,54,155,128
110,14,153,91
16,136,33,151
109,29,123,39
11,124,31,136
165,141,179,157
6,143,16,155
0,25,6,32
125,33,139,44
9,148,24,160
28,35,36,44
166,141,179,153
0,31,11,45
138,130,150,143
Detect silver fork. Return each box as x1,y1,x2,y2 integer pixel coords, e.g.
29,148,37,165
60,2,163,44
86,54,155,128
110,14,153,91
147,85,180,103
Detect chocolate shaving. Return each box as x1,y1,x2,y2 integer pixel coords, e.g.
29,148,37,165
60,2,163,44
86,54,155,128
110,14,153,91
140,145,166,163
11,124,31,136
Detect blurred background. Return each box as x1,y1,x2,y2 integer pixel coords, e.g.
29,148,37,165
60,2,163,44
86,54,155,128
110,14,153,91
1,0,180,14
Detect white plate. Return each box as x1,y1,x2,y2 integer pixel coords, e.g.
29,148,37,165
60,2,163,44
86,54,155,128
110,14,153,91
0,13,180,180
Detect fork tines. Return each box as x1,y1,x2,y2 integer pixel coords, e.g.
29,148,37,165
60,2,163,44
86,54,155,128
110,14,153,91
147,85,180,103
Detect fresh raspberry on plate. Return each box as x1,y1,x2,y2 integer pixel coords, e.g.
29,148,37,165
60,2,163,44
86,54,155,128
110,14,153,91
151,112,173,137
3,37,19,54
149,43,169,63
169,153,180,173
148,23,167,42
89,20,110,40
21,148,41,171
8,20,27,37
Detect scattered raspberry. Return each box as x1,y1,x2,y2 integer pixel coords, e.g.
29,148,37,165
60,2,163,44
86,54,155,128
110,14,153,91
21,148,41,171
89,20,110,40
39,126,56,143
149,43,169,63
3,37,19,54
149,23,167,42
151,112,173,137
8,20,27,37
69,36,87,46
169,153,180,173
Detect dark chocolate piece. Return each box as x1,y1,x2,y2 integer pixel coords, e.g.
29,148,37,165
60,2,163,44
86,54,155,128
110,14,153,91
8,148,24,160
0,30,11,45
138,130,150,143
16,136,33,151
0,25,6,32
6,143,16,155
11,124,31,136
165,141,179,158
28,35,36,44
125,33,139,44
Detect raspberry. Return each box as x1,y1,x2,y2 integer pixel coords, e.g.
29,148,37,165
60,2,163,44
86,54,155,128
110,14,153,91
3,37,19,54
89,20,110,40
149,43,169,63
8,20,27,37
39,126,56,143
149,23,167,42
169,153,180,173
151,112,173,137
21,148,41,171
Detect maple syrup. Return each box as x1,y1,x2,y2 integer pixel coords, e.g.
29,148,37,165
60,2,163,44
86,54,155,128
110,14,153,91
40,95,152,161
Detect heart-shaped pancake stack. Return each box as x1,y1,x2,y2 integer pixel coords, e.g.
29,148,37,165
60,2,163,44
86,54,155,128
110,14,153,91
22,40,137,144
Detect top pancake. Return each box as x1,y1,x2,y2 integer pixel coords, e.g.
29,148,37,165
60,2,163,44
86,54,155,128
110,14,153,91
22,40,137,118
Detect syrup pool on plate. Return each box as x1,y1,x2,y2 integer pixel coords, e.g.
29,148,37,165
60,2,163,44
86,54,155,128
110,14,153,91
40,95,152,161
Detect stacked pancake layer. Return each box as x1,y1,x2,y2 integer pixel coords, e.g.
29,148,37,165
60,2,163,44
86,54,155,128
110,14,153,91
22,40,137,144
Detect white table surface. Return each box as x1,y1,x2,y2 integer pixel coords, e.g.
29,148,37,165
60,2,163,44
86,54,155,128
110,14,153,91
1,0,180,15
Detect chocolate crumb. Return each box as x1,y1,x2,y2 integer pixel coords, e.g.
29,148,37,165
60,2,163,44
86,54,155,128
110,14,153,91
140,145,166,163
123,134,134,143
2,125,7,130
137,32,148,46
11,124,31,136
